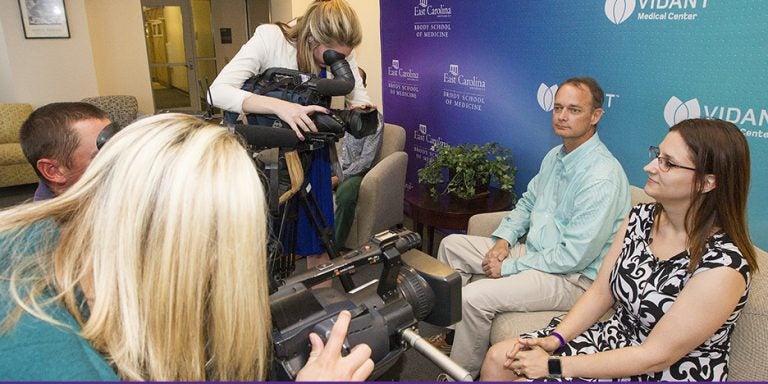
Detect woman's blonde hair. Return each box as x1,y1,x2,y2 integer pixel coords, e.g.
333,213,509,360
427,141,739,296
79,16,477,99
0,114,271,380
278,0,362,74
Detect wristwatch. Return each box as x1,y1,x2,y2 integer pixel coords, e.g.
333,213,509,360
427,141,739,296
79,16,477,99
548,356,562,378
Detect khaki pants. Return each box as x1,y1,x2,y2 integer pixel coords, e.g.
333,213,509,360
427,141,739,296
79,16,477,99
437,234,591,378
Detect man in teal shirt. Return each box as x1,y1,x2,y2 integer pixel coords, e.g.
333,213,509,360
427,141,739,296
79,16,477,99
431,77,630,378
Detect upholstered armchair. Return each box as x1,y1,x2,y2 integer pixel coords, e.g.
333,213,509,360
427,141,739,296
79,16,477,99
81,95,139,128
341,123,408,249
0,103,37,188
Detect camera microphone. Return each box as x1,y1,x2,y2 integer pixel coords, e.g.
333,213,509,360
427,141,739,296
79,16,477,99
226,123,299,149
312,78,354,96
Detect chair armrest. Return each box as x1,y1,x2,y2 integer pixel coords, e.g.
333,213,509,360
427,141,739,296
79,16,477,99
467,211,510,237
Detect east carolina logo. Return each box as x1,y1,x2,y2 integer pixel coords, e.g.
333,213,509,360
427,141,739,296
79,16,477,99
392,60,400,70
537,83,558,112
664,96,701,126
605,0,636,24
419,124,427,135
413,0,452,17
443,65,486,91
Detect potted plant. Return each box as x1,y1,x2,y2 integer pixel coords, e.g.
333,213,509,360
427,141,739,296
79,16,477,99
418,142,516,201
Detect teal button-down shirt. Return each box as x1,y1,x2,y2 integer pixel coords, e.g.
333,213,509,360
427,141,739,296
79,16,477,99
494,133,630,280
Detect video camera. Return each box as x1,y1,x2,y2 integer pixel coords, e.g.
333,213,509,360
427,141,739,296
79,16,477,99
223,49,379,141
269,228,471,381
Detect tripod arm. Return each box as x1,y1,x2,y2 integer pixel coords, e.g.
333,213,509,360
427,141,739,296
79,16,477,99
401,328,474,381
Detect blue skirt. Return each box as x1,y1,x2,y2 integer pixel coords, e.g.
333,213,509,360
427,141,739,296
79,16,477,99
295,147,335,256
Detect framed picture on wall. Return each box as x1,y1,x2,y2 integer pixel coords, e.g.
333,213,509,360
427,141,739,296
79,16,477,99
18,0,71,39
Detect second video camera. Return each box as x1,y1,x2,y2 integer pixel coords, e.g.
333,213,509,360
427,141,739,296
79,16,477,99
269,228,464,380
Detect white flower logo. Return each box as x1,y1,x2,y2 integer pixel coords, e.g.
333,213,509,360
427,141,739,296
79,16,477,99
664,96,701,127
537,83,558,112
605,0,636,24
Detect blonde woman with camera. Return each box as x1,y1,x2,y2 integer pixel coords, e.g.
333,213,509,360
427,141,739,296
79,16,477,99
0,113,373,381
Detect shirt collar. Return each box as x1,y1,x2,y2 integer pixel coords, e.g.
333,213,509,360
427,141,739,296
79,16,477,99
557,132,602,171
33,180,55,201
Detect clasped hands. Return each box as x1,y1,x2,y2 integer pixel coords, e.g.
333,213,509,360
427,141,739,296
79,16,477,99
482,239,510,278
503,336,561,379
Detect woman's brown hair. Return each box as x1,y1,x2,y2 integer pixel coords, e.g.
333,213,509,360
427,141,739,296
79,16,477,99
666,118,757,273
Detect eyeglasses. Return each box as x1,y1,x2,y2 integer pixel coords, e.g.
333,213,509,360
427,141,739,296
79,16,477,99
649,146,696,172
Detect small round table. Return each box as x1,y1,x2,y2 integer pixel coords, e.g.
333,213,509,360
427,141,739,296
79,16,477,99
405,185,514,255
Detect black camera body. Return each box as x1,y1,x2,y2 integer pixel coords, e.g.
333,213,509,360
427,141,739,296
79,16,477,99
269,228,462,380
223,50,378,140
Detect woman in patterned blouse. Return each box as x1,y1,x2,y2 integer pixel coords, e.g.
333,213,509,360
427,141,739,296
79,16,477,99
481,118,758,381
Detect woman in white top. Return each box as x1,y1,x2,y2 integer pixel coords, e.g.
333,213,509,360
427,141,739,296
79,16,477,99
210,0,374,269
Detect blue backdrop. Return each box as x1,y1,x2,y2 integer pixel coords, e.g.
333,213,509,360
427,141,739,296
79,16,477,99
380,0,768,249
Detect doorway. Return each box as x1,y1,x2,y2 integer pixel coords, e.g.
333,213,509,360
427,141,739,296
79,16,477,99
141,0,217,112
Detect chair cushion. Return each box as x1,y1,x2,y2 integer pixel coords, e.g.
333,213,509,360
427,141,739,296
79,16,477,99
81,96,138,128
729,247,768,381
0,143,29,165
0,103,33,144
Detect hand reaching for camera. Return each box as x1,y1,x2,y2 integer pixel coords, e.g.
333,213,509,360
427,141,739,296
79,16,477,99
295,311,374,382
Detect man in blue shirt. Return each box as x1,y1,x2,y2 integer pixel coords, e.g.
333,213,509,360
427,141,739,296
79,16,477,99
431,77,630,378
20,102,111,201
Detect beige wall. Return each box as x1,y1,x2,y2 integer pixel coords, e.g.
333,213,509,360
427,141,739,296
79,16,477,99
0,0,383,114
212,0,249,72
349,1,382,112
84,0,153,114
85,0,154,114
0,0,99,106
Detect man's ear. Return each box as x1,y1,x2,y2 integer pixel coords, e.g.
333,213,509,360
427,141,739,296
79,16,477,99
702,174,717,193
590,107,604,127
36,158,66,185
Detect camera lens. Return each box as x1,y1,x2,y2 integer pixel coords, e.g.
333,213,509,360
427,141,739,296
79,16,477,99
397,266,434,321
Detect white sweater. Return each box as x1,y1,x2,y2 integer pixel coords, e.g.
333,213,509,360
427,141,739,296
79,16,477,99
209,24,371,114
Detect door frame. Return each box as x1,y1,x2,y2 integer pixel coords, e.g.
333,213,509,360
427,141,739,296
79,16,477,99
141,0,201,112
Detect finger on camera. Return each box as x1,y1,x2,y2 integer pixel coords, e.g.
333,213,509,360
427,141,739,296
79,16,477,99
305,104,330,114
299,115,318,132
352,358,375,381
288,123,305,140
324,311,352,354
346,343,372,366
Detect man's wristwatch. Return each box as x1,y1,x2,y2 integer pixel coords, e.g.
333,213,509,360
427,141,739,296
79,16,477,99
548,356,562,378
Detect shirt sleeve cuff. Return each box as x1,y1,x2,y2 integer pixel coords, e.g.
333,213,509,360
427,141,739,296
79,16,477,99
491,230,518,246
